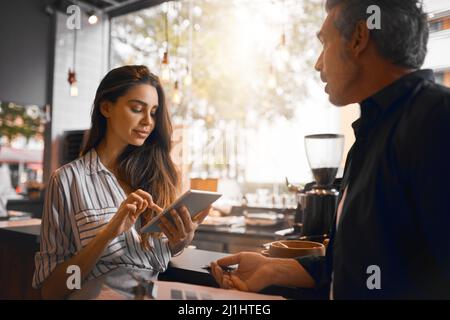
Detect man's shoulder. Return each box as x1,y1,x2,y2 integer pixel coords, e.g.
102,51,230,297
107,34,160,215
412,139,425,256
426,79,450,95
420,80,450,109
393,81,450,159
423,81,450,126
393,81,450,151
402,80,450,123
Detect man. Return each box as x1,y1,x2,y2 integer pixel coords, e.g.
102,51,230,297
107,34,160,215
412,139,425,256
211,0,450,299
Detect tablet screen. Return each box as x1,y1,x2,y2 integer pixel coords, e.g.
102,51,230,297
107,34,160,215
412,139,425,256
139,189,222,233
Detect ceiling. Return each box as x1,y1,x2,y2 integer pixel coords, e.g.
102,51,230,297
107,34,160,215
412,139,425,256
53,0,169,17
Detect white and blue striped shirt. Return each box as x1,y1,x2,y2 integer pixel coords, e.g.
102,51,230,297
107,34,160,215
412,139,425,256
32,148,172,289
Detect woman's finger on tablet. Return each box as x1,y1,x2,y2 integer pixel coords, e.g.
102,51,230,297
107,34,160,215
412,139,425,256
134,190,154,210
151,203,164,214
178,206,194,233
170,209,186,236
125,203,137,214
193,205,212,225
159,222,175,242
124,203,139,220
140,200,149,213
127,193,144,211
160,215,178,240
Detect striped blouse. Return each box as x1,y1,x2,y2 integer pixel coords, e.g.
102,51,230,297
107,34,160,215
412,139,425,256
32,148,172,289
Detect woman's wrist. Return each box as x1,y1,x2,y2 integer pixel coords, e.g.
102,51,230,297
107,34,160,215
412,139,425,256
169,241,185,256
171,246,184,257
99,225,116,242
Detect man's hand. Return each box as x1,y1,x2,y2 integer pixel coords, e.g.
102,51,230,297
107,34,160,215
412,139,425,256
210,252,275,292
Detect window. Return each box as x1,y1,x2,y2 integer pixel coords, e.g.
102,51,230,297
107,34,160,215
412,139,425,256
429,20,443,32
435,71,444,84
0,101,46,198
110,0,351,190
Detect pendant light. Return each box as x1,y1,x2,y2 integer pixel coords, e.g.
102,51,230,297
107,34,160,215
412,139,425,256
68,28,78,97
161,11,171,82
184,66,192,86
172,81,182,104
268,65,277,89
273,0,290,71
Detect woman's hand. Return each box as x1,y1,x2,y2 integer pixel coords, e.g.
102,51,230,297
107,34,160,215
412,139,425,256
106,189,156,239
158,205,211,255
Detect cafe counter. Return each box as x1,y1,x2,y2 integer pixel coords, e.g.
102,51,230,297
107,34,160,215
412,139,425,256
0,218,325,300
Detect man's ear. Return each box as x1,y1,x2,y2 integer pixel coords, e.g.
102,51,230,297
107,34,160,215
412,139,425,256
100,101,112,118
350,21,370,58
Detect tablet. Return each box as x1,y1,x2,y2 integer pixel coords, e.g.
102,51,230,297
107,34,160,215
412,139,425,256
139,189,222,233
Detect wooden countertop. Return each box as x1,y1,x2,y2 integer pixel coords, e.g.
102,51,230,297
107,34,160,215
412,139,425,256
0,218,41,237
0,219,325,299
0,217,289,244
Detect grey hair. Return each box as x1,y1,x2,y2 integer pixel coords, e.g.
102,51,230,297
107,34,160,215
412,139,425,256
325,0,429,69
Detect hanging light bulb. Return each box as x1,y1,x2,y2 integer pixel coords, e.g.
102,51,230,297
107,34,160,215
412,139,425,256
184,73,192,86
184,66,192,86
88,11,98,24
68,69,78,97
278,33,289,61
274,33,289,71
274,0,290,71
68,29,78,97
172,81,182,104
161,51,170,82
70,83,78,97
268,65,277,89
161,12,171,82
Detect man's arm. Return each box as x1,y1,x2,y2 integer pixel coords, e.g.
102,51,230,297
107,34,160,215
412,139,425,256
271,257,317,288
295,255,330,289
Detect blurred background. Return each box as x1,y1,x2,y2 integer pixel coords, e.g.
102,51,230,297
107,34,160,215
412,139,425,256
0,0,449,218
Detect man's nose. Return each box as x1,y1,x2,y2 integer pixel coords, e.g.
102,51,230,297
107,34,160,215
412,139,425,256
314,51,323,72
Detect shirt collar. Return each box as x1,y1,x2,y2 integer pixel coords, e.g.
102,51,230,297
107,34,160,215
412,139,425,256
85,147,110,175
352,69,435,138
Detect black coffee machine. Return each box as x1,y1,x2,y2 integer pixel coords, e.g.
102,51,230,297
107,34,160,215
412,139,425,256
292,134,344,238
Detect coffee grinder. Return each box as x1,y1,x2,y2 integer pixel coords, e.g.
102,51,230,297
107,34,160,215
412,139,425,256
297,134,344,237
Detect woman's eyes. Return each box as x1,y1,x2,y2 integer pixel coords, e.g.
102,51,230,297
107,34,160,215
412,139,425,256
131,106,157,115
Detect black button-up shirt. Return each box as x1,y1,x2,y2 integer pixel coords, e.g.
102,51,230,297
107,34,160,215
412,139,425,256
297,70,450,299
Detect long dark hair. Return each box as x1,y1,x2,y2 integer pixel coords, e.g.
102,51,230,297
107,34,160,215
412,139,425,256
81,65,179,249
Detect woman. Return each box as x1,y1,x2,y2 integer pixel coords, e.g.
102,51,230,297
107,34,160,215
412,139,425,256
33,65,209,299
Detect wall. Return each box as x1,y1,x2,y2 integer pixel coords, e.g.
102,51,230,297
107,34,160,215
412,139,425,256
45,11,109,181
0,0,53,107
